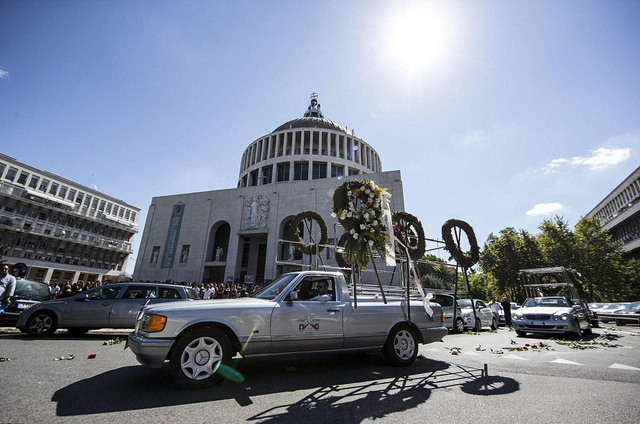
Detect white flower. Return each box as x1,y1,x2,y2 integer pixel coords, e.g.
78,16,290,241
352,233,359,239
347,190,352,196
360,224,366,230
368,240,374,246
331,212,337,218
350,228,355,234
373,220,378,226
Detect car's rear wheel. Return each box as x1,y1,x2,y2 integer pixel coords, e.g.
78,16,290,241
383,325,418,366
490,318,498,330
25,311,57,336
454,317,465,333
170,327,232,389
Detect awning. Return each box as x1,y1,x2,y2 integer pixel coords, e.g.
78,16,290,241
25,189,76,208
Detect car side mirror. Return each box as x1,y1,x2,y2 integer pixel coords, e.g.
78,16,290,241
287,290,299,301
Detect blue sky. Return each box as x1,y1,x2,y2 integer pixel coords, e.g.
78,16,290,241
1,1,638,274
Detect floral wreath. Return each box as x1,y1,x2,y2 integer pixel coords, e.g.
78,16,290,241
392,211,425,261
441,219,480,268
334,232,352,269
288,211,328,255
332,179,389,269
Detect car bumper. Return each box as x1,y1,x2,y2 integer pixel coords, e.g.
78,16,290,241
128,331,175,368
418,326,447,343
513,321,578,334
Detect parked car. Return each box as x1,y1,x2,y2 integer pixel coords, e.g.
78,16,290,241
512,296,592,339
128,271,447,388
457,299,497,331
596,303,630,323
16,282,200,336
0,278,51,325
432,293,465,333
612,301,640,326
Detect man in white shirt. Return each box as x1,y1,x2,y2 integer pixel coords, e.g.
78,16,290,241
310,280,332,301
0,265,16,308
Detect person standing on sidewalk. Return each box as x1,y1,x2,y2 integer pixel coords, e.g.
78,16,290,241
501,296,512,327
0,264,16,310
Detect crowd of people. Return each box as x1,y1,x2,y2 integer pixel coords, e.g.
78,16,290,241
44,279,264,300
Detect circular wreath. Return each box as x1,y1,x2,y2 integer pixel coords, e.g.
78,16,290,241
334,232,352,269
441,219,480,268
288,211,328,255
331,179,389,269
392,211,425,261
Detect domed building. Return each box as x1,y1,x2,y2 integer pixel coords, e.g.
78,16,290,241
133,94,405,285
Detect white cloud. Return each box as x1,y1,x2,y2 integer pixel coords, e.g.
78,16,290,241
0,69,8,79
452,123,519,149
526,202,564,216
542,146,631,174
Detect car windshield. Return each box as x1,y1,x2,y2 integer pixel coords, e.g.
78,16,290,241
252,274,298,300
523,298,570,307
185,288,200,300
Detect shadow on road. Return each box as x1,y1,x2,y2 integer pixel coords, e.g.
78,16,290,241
52,352,520,421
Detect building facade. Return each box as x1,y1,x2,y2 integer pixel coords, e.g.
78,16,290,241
586,166,640,259
0,153,140,283
133,94,406,285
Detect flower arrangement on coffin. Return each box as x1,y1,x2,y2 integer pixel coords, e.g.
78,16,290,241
332,179,389,269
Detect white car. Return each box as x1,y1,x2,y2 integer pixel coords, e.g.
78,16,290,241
512,296,592,339
457,299,497,331
128,271,447,388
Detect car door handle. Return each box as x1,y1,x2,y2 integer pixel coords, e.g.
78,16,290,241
327,308,340,313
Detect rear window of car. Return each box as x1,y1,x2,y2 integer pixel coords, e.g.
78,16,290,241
185,288,200,300
160,288,182,299
14,280,50,301
434,295,454,307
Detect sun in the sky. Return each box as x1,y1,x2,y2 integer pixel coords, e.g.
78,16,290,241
381,4,453,74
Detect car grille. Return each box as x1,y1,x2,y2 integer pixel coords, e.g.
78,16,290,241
523,314,552,320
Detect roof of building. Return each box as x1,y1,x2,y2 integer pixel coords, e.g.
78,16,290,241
272,93,349,134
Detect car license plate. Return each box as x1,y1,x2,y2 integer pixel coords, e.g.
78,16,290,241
532,321,544,326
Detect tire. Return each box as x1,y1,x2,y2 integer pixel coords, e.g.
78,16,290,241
25,311,57,336
515,330,526,337
454,318,465,333
170,327,232,389
383,325,418,366
571,319,584,340
490,318,498,331
474,318,482,332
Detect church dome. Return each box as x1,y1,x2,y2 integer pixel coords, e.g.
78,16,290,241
238,93,382,188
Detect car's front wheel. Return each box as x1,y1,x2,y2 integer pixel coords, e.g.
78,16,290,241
490,318,498,330
170,327,232,389
25,311,57,336
571,319,584,340
383,325,418,366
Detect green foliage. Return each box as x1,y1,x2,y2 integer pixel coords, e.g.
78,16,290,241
416,254,456,290
480,227,542,302
479,215,632,303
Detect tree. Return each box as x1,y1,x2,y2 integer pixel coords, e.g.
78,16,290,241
537,216,577,267
480,228,543,302
416,254,456,290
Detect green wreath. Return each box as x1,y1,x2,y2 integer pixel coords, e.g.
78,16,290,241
441,219,480,268
392,211,425,261
288,211,328,255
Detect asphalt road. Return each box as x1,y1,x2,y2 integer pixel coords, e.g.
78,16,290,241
1,325,639,424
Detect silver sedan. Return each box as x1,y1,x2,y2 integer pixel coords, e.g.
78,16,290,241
16,282,200,336
512,296,592,339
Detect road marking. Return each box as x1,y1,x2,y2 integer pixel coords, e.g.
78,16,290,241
549,358,584,365
501,354,528,360
463,351,481,356
609,363,640,371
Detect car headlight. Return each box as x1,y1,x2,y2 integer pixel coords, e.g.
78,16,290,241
140,313,167,332
512,313,523,320
553,313,570,321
